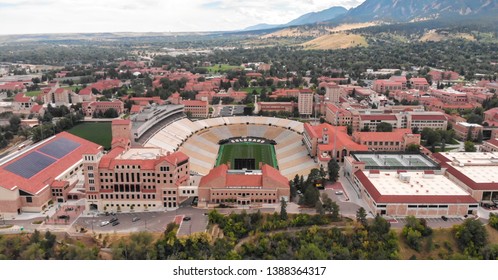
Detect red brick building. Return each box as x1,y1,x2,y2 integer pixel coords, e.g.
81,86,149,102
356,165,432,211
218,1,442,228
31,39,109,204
197,164,290,208
0,132,102,218
84,141,191,212
352,129,421,152
83,100,124,117
181,100,209,118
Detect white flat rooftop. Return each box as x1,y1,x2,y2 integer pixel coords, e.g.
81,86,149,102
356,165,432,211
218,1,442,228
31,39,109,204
118,148,163,160
438,152,498,183
365,171,469,197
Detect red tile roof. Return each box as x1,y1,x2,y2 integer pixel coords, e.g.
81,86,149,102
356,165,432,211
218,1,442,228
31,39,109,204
112,119,130,125
130,105,142,114
0,132,102,194
181,100,208,106
353,129,415,142
199,164,289,190
486,139,498,147
30,104,43,113
226,174,262,186
410,114,447,121
360,115,398,121
13,93,31,103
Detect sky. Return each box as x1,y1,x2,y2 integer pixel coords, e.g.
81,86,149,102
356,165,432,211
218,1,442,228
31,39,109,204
0,0,363,35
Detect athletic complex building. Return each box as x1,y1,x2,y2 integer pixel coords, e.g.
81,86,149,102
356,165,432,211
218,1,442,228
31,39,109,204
0,132,102,218
144,116,318,179
345,152,478,217
142,116,314,208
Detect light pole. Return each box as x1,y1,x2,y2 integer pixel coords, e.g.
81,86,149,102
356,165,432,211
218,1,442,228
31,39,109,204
92,212,95,234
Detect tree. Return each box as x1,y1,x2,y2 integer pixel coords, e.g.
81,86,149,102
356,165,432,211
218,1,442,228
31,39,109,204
315,200,325,216
321,193,340,220
327,160,340,183
406,144,420,153
464,141,476,152
103,108,119,118
402,216,432,252
489,213,498,230
453,219,488,257
477,131,483,143
346,124,353,135
466,127,473,141
356,207,368,227
280,198,288,221
301,185,320,207
9,115,21,134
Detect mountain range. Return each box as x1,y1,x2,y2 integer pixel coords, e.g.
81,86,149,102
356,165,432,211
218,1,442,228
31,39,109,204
244,6,347,31
245,0,498,31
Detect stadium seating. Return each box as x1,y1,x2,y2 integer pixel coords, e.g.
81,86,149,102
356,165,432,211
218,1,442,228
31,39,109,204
144,117,317,178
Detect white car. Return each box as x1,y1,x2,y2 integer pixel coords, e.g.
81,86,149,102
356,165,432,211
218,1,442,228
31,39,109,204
335,191,344,195
100,221,110,227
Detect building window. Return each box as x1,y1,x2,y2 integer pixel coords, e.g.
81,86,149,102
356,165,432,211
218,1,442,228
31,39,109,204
26,197,33,203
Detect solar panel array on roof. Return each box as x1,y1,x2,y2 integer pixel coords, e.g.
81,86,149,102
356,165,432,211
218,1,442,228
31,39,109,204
38,138,80,159
4,152,57,179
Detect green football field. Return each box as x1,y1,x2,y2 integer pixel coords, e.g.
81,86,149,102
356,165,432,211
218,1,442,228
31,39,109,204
67,122,112,150
216,142,278,169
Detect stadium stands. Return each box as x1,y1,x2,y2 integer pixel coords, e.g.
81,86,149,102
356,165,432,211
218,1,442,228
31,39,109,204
144,117,317,178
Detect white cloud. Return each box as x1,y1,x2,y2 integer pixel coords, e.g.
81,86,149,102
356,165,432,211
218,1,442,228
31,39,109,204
0,0,363,35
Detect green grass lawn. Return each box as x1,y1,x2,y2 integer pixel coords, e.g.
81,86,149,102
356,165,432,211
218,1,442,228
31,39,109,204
216,142,278,169
67,122,112,150
240,87,265,94
203,64,243,73
62,86,81,92
25,90,42,97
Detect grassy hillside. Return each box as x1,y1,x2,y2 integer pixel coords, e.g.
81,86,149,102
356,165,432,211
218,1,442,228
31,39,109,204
302,33,368,50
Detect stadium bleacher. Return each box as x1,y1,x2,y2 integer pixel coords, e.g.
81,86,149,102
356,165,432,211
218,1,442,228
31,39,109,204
144,117,317,178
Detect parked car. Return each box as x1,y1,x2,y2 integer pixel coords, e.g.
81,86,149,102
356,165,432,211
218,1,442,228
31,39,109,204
441,216,448,221
57,215,70,220
109,217,118,223
132,217,141,222
112,221,120,226
335,191,344,195
100,221,110,227
183,216,191,221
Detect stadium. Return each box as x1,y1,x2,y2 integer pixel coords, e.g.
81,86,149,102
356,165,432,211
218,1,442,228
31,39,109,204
143,116,318,179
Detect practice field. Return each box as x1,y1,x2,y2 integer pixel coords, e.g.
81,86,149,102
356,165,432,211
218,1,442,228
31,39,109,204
67,122,112,150
216,142,278,170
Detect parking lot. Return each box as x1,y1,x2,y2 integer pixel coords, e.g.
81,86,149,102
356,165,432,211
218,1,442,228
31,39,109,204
75,207,208,233
389,216,465,229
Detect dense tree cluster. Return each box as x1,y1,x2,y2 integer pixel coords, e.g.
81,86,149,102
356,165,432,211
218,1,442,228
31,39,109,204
0,230,98,260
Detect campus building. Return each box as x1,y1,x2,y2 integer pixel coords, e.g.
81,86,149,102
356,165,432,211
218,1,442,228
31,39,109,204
352,129,421,152
83,100,125,117
303,123,368,165
181,100,209,118
298,90,313,116
432,152,498,203
0,132,102,218
83,140,192,212
454,122,483,141
344,152,478,217
197,164,290,208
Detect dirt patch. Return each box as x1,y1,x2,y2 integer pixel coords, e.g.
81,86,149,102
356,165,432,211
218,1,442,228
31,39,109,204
420,30,475,42
302,33,368,50
328,22,379,32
